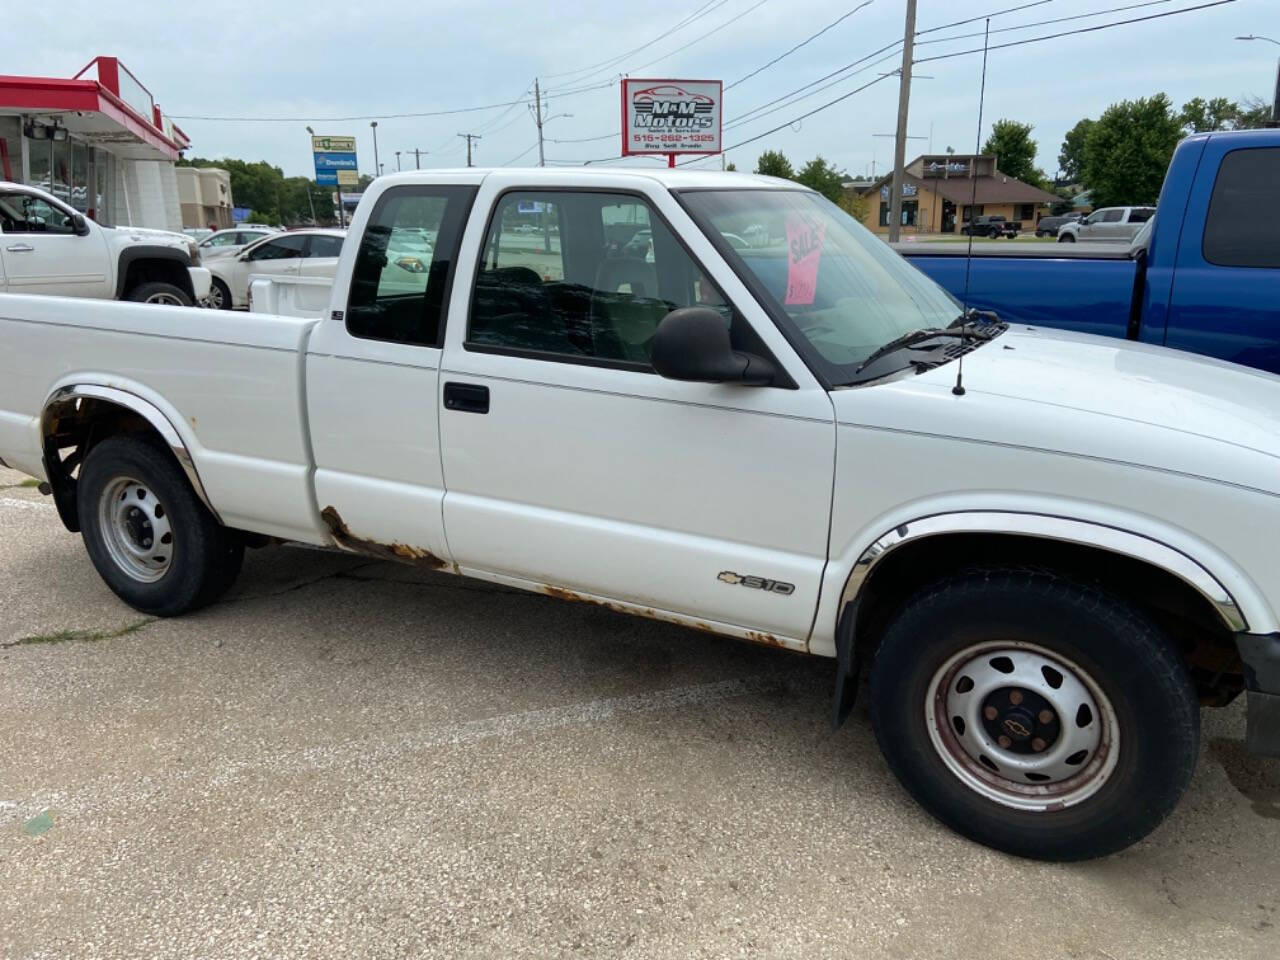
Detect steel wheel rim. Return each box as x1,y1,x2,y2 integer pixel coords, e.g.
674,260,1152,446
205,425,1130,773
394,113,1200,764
145,291,184,305
207,283,224,309
97,476,174,583
925,640,1119,811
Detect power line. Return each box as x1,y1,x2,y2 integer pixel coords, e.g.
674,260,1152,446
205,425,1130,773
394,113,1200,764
501,142,540,166
541,0,731,81
171,96,537,123
725,0,877,91
916,0,1054,36
913,0,1237,65
914,0,1177,48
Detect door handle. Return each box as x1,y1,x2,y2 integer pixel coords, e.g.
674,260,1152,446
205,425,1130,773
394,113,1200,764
5,243,34,253
443,381,490,414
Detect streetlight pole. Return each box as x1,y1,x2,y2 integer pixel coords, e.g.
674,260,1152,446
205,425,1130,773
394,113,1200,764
370,121,380,176
1236,35,1280,124
305,125,325,226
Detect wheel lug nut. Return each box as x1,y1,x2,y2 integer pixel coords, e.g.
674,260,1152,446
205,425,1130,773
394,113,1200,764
1038,709,1054,725
1009,690,1024,705
997,735,1012,748
984,706,998,720
143,539,152,547
1032,738,1046,752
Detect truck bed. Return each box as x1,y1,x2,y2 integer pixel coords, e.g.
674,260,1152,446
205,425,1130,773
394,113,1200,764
898,245,1140,339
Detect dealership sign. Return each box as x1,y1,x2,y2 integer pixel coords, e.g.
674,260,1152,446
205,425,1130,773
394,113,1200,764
621,79,722,159
311,135,358,187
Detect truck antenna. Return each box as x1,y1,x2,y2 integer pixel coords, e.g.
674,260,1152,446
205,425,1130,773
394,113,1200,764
954,17,990,398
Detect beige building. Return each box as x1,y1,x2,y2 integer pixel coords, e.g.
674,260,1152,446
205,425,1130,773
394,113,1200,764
176,166,232,229
854,154,1057,235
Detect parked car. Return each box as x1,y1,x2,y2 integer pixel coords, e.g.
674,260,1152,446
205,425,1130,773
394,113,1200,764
1058,205,1154,242
3,167,1279,863
184,227,214,242
0,181,210,305
1033,213,1081,237
206,229,344,310
196,226,280,262
961,214,1019,238
900,129,1280,374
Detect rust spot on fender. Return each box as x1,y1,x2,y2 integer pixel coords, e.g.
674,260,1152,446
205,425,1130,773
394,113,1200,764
320,506,448,569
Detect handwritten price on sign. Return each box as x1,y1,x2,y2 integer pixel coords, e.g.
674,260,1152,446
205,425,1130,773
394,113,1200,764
785,218,826,306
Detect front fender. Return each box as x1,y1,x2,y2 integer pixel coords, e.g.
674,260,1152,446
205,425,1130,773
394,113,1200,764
811,500,1274,658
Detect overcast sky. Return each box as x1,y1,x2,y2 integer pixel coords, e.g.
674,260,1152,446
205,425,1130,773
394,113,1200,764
12,0,1277,182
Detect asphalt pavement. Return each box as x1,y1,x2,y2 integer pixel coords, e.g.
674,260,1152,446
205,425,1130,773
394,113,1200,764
1,467,1278,959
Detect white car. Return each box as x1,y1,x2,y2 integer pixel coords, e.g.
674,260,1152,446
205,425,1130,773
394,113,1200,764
196,226,280,262
1058,206,1156,243
206,229,345,310
1,168,1278,862
0,181,210,304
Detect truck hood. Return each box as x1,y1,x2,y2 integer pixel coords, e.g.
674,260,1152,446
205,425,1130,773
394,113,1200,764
835,325,1280,497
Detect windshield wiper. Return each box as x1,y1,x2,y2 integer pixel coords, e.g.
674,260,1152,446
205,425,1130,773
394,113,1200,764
855,327,972,374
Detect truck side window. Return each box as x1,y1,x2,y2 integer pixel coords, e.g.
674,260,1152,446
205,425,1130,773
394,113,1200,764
0,193,76,234
468,190,736,367
346,185,476,348
1204,148,1280,269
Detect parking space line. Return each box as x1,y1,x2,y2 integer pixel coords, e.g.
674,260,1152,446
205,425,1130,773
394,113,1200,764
1,674,791,829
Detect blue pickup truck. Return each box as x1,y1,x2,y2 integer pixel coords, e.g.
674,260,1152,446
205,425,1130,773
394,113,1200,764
900,129,1280,375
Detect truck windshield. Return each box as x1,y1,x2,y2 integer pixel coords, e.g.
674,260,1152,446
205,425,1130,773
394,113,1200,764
679,189,960,385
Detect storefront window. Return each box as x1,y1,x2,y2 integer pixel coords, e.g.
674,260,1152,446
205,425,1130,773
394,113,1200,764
50,136,71,203
92,148,113,224
0,116,20,181
28,132,52,195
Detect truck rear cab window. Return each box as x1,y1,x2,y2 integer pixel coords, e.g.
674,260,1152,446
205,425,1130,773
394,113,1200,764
468,190,742,367
1203,148,1280,269
346,185,476,347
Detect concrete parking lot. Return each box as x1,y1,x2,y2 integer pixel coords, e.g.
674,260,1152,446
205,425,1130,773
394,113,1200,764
1,467,1277,959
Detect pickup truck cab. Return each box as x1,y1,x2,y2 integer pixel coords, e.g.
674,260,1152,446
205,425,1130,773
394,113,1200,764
0,181,210,305
1058,205,1155,243
3,167,1280,861
901,129,1280,374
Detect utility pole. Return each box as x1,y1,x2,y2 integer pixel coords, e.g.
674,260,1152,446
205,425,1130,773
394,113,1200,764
406,148,427,170
534,78,546,167
458,133,481,167
888,0,917,243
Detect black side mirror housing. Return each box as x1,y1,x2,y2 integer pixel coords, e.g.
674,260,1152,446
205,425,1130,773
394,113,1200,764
72,214,89,236
650,307,778,386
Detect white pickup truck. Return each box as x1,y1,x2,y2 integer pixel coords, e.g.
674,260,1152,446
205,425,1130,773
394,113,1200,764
0,181,211,304
2,168,1278,861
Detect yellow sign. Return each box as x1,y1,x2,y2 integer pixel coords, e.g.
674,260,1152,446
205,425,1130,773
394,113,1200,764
336,169,359,186
311,135,357,153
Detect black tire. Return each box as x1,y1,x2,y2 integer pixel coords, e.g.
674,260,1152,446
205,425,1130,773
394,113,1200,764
868,568,1198,861
125,281,192,306
208,277,233,311
1058,233,1076,243
77,435,243,616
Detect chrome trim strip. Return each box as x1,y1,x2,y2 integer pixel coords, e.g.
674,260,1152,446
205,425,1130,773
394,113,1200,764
42,385,221,521
840,511,1247,633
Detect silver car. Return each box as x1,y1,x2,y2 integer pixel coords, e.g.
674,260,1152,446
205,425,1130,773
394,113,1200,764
196,226,281,261
1058,206,1155,243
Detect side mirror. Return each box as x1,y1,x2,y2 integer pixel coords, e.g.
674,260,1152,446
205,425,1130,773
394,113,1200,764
650,307,777,386
72,214,90,236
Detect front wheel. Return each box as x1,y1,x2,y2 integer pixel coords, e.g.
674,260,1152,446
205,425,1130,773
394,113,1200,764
125,281,192,306
208,277,232,311
77,436,243,616
868,568,1198,861
1058,233,1076,243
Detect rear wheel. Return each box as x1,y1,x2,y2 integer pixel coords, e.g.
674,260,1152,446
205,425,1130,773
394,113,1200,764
125,281,192,306
868,568,1198,861
1058,233,1076,243
77,436,243,616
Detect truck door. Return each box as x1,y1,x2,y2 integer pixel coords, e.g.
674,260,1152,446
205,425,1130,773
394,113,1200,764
305,180,478,562
436,177,835,644
1167,144,1280,374
0,189,108,296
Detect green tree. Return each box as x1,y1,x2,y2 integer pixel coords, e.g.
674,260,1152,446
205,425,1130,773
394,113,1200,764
839,190,869,223
1179,96,1243,132
981,119,1045,187
725,160,737,171
795,155,847,202
754,149,795,179
1057,118,1095,182
1081,94,1182,207
1236,95,1275,129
